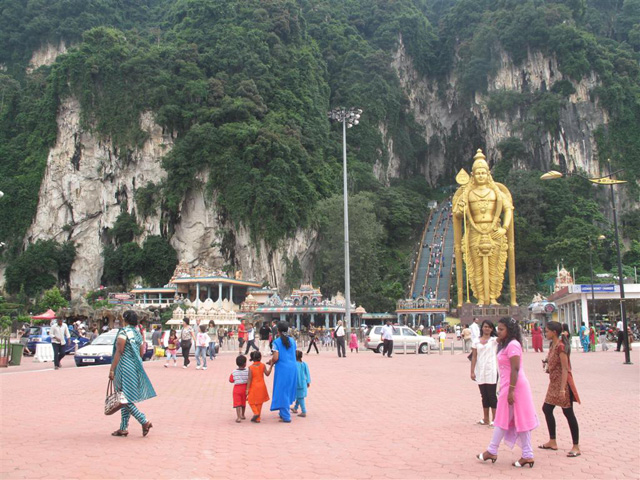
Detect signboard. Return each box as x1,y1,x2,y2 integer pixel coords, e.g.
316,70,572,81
108,293,136,305
578,284,617,293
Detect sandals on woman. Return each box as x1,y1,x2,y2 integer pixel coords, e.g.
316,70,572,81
476,452,497,463
142,421,153,437
111,430,128,437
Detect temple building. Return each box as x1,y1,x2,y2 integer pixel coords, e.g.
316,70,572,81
396,296,448,327
131,260,261,308
254,284,352,329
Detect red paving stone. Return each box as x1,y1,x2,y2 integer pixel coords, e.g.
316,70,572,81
1,343,639,479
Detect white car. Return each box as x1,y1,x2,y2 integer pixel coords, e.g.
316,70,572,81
364,326,437,354
74,329,153,366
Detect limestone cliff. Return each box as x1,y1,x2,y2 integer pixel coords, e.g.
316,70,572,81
24,97,317,297
390,36,609,183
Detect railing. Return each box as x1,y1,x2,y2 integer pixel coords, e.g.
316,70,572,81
134,299,175,307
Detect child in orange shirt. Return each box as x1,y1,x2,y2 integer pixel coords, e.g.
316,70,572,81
247,351,272,423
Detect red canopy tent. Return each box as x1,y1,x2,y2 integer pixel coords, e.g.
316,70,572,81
31,309,57,321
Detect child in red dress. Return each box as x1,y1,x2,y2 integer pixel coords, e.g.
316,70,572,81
247,351,272,423
229,355,248,422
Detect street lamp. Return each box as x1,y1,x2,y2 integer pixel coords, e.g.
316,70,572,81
588,235,606,329
328,107,362,332
541,164,632,364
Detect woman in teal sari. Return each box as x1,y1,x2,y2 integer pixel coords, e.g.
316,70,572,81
109,310,156,437
578,323,590,353
268,321,297,423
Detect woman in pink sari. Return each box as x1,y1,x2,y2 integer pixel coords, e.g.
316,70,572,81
477,317,538,468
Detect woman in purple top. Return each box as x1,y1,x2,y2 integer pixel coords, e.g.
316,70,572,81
477,317,538,468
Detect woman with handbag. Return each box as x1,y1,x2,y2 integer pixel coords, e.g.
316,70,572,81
109,310,156,437
180,317,196,368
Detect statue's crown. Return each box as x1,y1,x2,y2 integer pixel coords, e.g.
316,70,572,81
472,149,489,171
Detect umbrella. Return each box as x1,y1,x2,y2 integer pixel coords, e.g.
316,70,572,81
31,309,57,320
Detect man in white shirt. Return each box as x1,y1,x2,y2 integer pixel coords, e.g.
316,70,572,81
50,318,70,370
244,322,259,354
380,320,394,358
334,320,346,357
615,319,624,351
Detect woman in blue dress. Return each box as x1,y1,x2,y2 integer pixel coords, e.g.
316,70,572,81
109,310,156,437
268,321,298,422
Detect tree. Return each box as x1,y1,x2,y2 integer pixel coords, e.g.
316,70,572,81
38,286,68,312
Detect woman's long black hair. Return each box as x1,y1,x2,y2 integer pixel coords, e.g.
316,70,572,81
278,321,291,349
497,317,522,351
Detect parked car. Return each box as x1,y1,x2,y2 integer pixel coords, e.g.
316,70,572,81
27,325,90,354
364,325,437,354
74,329,153,366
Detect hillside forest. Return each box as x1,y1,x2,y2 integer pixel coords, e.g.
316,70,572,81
0,0,639,315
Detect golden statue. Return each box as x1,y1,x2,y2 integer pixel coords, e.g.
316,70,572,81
452,149,517,307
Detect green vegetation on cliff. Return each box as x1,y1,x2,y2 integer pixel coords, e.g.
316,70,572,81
1,0,638,308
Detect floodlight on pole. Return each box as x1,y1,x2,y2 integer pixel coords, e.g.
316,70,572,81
328,107,362,332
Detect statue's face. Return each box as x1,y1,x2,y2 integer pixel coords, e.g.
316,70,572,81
473,167,488,185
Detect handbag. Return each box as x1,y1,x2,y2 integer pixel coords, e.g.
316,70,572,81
155,346,165,357
104,378,128,415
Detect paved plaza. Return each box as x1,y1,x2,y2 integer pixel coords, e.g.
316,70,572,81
1,342,638,479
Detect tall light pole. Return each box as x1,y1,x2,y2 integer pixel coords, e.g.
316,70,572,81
588,235,605,329
541,165,632,364
328,107,362,332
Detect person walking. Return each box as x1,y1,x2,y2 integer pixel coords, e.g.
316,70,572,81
531,323,544,353
207,321,217,360
269,320,278,353
349,331,359,353
247,351,272,423
217,326,226,351
599,325,609,352
477,318,538,468
539,321,582,457
381,320,394,358
180,318,195,368
151,325,162,361
334,320,346,358
589,326,597,352
238,320,247,354
50,317,70,370
467,317,481,360
267,321,298,423
244,323,259,354
291,350,311,417
229,355,248,423
195,325,209,370
164,330,179,367
109,310,156,437
615,319,624,351
470,320,498,426
306,323,320,355
259,322,271,353
462,324,472,353
578,323,589,353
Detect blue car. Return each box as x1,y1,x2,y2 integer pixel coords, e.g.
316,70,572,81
74,329,153,367
27,325,90,354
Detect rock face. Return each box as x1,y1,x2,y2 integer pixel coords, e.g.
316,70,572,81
24,97,173,298
391,37,608,182
17,40,624,298
27,41,68,72
24,97,317,297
